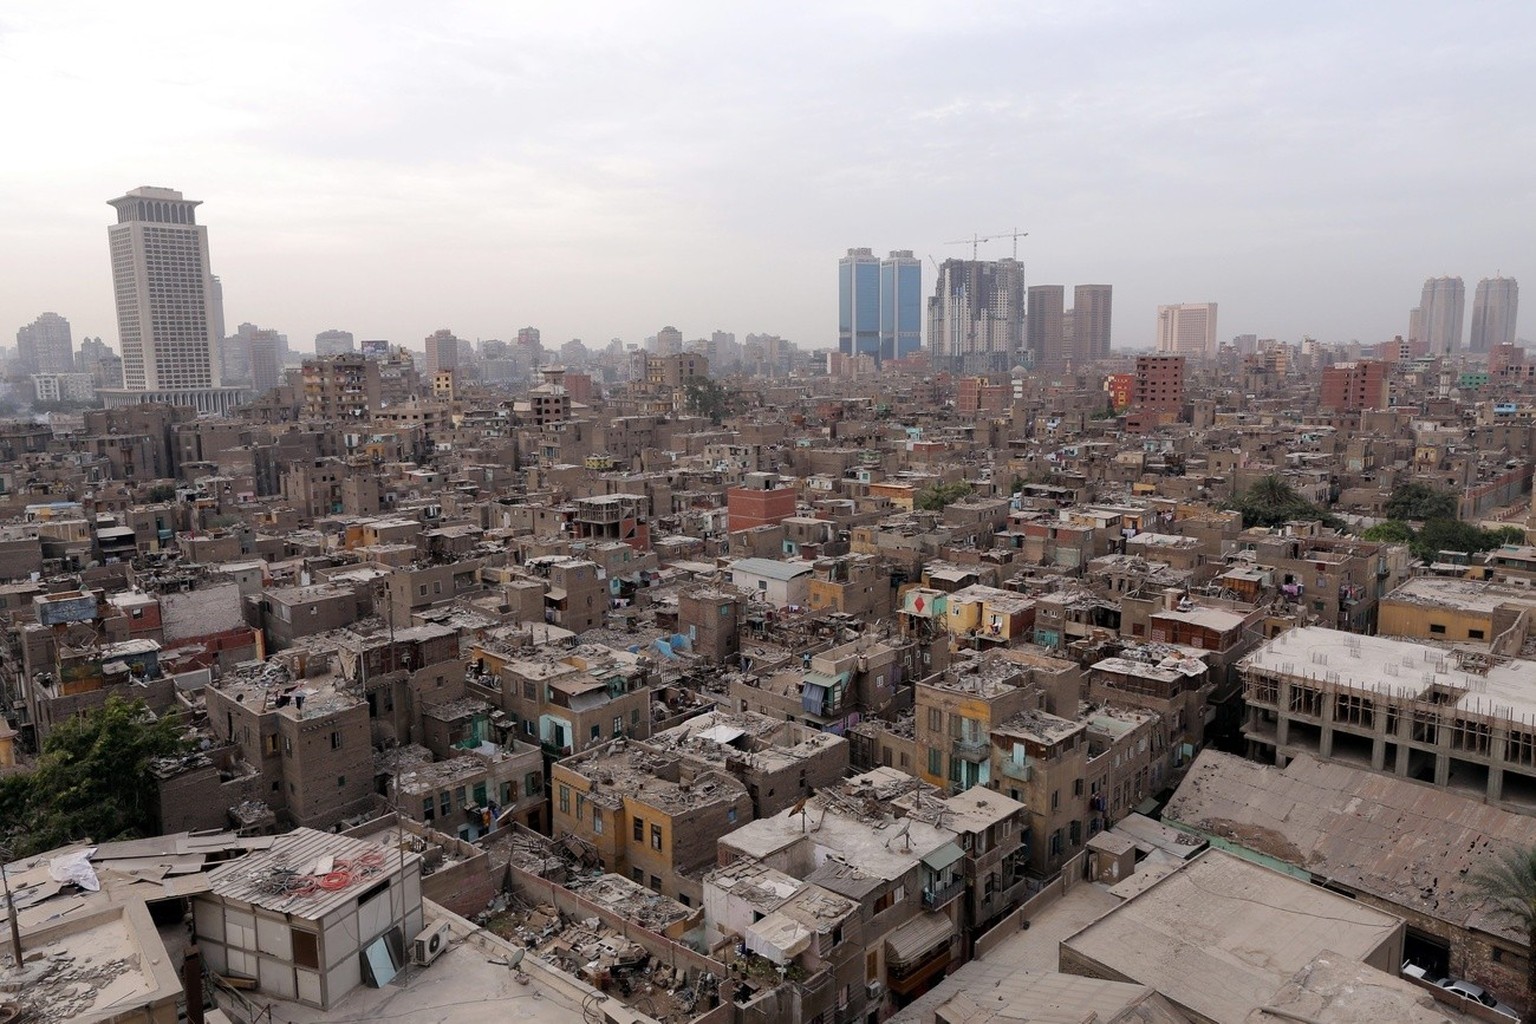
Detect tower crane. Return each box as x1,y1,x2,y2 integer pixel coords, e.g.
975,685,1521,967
944,228,1030,260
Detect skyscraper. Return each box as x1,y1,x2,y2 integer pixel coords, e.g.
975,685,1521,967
927,258,1026,372
1470,276,1519,352
1073,284,1113,362
1419,276,1465,354
1155,303,1218,356
879,250,922,360
838,248,881,359
1026,285,1065,368
107,187,220,392
16,312,74,374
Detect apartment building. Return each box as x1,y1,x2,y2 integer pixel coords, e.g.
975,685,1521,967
551,739,751,905
990,703,1162,875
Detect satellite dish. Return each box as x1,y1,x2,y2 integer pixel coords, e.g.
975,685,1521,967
508,948,525,968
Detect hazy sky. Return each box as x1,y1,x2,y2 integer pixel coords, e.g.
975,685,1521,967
1,1,1531,354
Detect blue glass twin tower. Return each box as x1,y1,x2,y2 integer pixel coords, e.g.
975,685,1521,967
839,248,921,363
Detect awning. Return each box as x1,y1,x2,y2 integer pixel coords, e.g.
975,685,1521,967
921,842,965,872
698,724,746,745
885,911,954,966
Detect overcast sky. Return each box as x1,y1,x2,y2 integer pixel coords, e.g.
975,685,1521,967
1,1,1530,355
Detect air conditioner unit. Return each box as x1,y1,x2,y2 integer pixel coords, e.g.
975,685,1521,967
866,980,885,1001
412,920,452,967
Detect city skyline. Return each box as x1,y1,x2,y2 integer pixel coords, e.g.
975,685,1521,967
1,4,1532,354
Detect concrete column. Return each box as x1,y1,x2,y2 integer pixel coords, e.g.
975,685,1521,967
1434,753,1450,788
1489,767,1505,803
1370,736,1386,771
1318,725,1334,759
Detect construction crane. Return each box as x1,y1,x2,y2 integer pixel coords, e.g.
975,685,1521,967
944,228,1030,260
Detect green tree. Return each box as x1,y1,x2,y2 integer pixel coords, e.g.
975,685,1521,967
1411,519,1522,562
915,481,973,511
0,696,189,857
1385,482,1459,521
1466,845,1536,1005
682,377,733,425
1362,520,1414,544
1227,475,1340,529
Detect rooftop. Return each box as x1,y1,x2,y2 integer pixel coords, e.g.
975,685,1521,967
1062,849,1403,1024
202,827,416,920
1382,575,1536,614
1165,750,1536,944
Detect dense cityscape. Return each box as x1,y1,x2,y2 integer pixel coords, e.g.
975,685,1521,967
0,180,1531,1024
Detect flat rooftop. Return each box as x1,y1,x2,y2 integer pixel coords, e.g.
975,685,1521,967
1382,575,1536,614
1247,626,1536,718
1062,849,1403,1024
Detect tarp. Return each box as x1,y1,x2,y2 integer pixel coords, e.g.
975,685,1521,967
745,911,813,965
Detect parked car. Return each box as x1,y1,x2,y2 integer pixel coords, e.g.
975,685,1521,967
1401,961,1437,983
1439,978,1520,1021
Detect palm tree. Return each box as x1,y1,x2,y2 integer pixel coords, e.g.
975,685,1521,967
1466,845,1536,1007
1247,475,1300,509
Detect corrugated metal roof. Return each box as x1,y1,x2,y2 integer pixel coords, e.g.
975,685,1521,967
885,911,954,965
201,827,417,920
731,558,814,582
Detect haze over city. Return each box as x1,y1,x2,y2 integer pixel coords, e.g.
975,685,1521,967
1,1,1531,352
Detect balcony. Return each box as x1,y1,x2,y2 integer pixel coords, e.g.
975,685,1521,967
1000,758,1032,782
922,877,965,910
952,736,989,763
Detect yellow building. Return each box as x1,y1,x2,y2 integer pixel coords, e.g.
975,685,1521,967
1377,577,1536,648
551,743,751,906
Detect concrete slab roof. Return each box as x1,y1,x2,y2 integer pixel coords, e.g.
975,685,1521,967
1061,850,1403,1024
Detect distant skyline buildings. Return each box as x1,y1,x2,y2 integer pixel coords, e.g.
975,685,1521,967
15,311,74,374
927,257,1025,372
1418,276,1465,354
1074,284,1113,363
1155,303,1218,356
1027,283,1113,368
1470,276,1519,353
1026,285,1065,368
314,329,355,357
839,248,921,363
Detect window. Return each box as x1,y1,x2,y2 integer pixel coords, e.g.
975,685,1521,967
440,791,451,815
292,929,320,969
1469,628,1486,640
558,785,570,814
614,716,623,737
263,733,278,756
927,747,942,777
423,798,435,821
337,775,346,788
649,875,661,892
455,786,467,809
727,807,737,823
634,816,644,841
928,708,942,732
330,730,342,750
651,824,662,850
575,793,585,822
1051,790,1060,810
593,810,604,834
1073,779,1084,797
631,708,641,726
418,584,428,597
632,867,644,883
1430,623,1447,635
590,724,601,742
525,771,542,794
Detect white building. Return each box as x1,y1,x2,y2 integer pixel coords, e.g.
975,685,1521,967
728,557,815,609
1155,303,1218,356
31,371,96,403
107,186,221,390
193,827,424,1009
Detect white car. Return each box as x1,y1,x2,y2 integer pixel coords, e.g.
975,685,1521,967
1439,978,1520,1021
